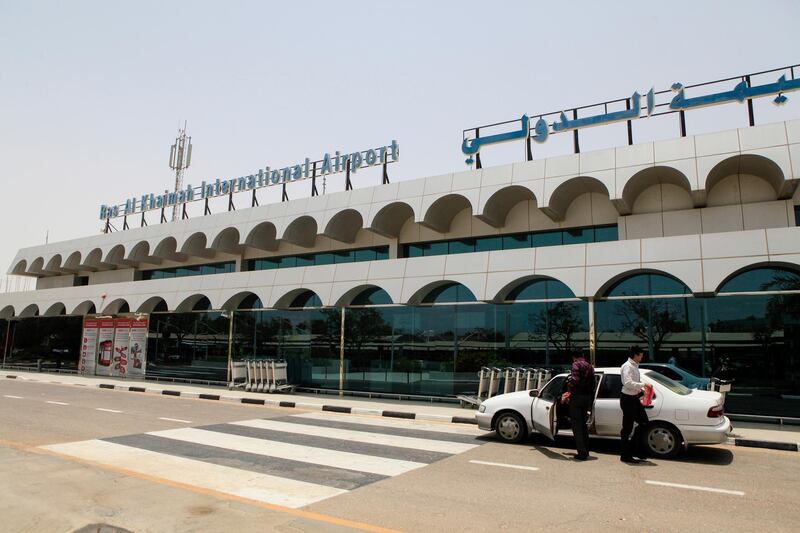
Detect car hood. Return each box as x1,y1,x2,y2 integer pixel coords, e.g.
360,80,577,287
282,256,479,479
482,390,533,407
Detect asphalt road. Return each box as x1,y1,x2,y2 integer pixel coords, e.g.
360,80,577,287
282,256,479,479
1,379,798,532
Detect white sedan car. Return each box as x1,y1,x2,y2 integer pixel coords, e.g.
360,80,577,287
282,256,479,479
476,367,732,459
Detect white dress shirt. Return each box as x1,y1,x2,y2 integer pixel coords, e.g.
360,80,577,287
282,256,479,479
621,358,644,396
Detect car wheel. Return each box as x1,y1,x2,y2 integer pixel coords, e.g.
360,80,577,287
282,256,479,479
495,412,527,443
644,422,682,459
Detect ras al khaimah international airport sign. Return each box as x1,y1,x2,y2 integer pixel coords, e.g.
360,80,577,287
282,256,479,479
99,140,399,222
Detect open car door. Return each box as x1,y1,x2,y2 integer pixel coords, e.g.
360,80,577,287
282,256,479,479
531,375,565,440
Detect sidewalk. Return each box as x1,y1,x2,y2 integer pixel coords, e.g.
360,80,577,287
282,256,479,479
3,369,798,452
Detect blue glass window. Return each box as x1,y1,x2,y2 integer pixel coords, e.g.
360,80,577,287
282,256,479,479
475,236,503,252
315,253,334,265
563,227,593,245
594,225,618,242
605,273,690,297
296,255,314,267
426,242,448,256
718,267,800,293
334,251,354,264
421,282,477,304
502,234,530,250
449,239,475,254
532,231,562,247
375,247,389,260
354,249,377,262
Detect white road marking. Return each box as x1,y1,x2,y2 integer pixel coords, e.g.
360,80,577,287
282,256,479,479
3,395,23,399
645,480,745,496
158,417,192,424
469,460,540,471
46,401,69,405
293,411,484,436
148,427,426,477
95,408,123,413
41,439,346,508
233,419,478,454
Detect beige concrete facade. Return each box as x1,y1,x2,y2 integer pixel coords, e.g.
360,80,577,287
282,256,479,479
2,120,800,317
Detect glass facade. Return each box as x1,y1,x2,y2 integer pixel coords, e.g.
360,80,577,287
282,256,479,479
146,312,230,381
402,224,617,258
1,265,798,417
246,246,389,271
141,261,235,280
1,316,82,370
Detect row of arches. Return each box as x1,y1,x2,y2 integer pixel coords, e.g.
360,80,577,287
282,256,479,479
3,265,798,319
13,153,795,277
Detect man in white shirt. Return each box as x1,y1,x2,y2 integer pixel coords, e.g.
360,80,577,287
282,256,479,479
620,346,653,463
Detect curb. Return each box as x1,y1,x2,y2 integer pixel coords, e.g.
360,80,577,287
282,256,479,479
3,374,478,426
729,437,799,452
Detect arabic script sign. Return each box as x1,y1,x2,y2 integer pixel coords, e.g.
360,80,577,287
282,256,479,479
462,73,800,165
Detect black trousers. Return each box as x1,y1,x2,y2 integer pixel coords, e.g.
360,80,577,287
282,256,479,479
620,393,649,458
569,393,592,457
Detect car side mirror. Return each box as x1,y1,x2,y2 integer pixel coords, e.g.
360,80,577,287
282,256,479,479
529,389,539,398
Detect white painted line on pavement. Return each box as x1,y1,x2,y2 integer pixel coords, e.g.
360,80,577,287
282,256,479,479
158,417,192,424
469,460,540,471
3,395,23,399
645,480,745,496
46,401,69,405
95,408,123,413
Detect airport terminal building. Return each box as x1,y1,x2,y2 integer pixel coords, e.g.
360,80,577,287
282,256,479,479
2,88,800,418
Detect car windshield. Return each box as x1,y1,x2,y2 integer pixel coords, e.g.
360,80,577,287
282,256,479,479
645,370,692,395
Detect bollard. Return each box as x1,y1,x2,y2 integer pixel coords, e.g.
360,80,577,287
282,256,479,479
525,368,536,390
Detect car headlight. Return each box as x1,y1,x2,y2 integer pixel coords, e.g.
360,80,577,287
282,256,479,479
478,404,486,413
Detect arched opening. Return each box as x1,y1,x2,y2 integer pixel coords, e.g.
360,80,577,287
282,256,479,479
11,260,27,275
600,271,691,298
420,282,477,304
717,265,800,293
0,305,16,319
500,277,576,302
324,209,363,243
211,227,242,254
479,185,536,227
83,248,104,269
176,294,213,312
71,300,97,315
181,232,211,257
706,154,786,206
622,166,694,215
153,237,182,260
104,245,126,266
103,298,130,314
221,292,263,310
44,254,63,273
63,251,82,271
543,176,611,222
350,286,393,306
28,257,44,275
43,302,66,316
127,241,151,263
288,290,322,309
422,194,472,233
245,222,278,251
368,202,414,237
19,304,39,317
281,216,318,247
137,297,169,313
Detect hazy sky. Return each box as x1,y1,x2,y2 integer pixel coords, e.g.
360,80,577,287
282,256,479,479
1,0,799,284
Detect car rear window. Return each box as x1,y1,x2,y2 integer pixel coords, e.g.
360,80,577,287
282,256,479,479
645,371,692,395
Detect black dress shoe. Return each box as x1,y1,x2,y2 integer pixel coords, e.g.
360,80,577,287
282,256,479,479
620,456,641,463
574,454,589,461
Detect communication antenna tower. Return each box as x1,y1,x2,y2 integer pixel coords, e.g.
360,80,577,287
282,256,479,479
168,122,192,221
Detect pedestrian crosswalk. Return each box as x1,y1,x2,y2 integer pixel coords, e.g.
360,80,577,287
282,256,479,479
40,412,485,508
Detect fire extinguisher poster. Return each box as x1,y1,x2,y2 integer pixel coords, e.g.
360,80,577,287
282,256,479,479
95,319,117,376
127,317,148,377
79,318,100,376
111,318,132,378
